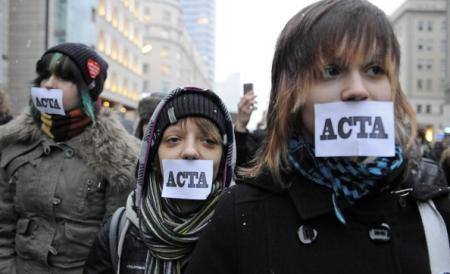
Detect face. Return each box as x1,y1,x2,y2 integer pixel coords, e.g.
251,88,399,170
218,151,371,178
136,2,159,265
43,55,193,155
300,52,392,142
157,118,224,181
40,74,80,112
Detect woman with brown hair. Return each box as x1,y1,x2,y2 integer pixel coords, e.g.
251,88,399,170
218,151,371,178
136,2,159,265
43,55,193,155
186,1,450,273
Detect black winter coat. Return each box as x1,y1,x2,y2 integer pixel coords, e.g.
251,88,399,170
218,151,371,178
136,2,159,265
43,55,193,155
186,161,450,274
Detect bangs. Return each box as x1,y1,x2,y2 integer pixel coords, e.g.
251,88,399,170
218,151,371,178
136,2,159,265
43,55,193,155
310,1,400,80
33,53,84,86
180,117,222,143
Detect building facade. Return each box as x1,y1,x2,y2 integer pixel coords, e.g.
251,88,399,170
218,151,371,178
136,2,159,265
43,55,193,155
96,0,145,109
179,0,215,84
391,0,450,135
141,0,210,94
0,0,9,92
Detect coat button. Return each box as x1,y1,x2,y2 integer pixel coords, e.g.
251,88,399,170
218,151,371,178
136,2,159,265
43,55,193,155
298,225,318,245
369,223,391,243
52,197,62,205
64,148,74,158
49,245,58,255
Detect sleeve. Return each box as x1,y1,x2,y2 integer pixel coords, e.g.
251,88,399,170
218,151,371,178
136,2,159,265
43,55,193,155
185,189,238,274
83,217,114,274
0,164,17,274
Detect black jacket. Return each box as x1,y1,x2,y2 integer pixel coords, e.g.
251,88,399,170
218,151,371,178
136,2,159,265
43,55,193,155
186,160,450,274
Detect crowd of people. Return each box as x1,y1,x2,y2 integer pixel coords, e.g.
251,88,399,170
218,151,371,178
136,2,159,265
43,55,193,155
0,0,449,273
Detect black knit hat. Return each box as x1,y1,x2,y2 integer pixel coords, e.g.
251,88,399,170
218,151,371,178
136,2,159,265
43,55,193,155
42,42,108,100
144,87,234,165
155,88,227,144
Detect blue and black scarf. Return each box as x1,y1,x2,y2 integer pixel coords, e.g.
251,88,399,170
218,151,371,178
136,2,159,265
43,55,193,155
287,137,404,224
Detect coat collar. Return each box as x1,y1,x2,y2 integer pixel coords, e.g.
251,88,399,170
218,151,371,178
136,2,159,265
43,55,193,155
244,161,411,221
0,110,141,192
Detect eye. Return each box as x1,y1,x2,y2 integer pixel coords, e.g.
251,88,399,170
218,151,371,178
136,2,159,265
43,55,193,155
366,64,385,76
165,136,181,144
202,137,220,146
321,65,341,80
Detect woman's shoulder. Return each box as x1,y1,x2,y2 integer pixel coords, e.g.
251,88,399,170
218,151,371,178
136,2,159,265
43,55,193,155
221,175,288,207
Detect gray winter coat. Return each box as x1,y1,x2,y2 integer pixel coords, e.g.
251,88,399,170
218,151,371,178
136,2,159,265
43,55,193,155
0,111,140,274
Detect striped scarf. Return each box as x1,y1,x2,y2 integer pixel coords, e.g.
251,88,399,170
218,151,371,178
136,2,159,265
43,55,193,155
287,137,404,224
139,173,221,274
39,108,92,141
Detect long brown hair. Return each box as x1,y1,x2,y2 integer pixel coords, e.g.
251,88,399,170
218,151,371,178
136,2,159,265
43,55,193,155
247,0,417,185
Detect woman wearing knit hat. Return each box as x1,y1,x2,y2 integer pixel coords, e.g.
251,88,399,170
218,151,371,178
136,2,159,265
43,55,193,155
186,1,450,273
0,43,140,273
84,86,235,274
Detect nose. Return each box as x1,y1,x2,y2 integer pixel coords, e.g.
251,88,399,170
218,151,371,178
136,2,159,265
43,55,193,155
341,71,369,101
181,137,200,160
42,75,56,89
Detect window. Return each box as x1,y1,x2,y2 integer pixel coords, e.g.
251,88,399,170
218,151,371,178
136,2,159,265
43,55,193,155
426,79,432,91
441,60,447,75
442,20,447,31
143,63,148,73
98,0,106,16
426,60,432,71
163,10,171,23
161,65,170,76
442,40,447,52
418,41,423,50
427,21,433,31
418,20,424,31
426,39,433,51
417,79,423,90
426,104,431,114
417,60,423,70
417,104,422,113
91,8,96,22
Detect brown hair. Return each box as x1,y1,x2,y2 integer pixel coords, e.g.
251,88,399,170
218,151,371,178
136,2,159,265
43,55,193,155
247,0,417,185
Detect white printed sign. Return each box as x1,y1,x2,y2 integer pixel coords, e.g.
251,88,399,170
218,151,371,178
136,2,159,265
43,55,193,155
31,87,65,115
161,159,213,200
314,101,395,157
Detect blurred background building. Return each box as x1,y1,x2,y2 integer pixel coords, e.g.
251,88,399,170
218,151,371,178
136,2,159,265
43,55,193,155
391,0,450,141
0,0,9,92
3,0,211,118
141,0,210,96
179,0,216,84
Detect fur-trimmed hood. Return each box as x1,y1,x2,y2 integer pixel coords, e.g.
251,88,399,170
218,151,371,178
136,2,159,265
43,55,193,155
0,110,141,191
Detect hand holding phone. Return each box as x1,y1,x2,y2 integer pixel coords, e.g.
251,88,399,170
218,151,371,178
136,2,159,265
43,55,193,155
243,83,254,94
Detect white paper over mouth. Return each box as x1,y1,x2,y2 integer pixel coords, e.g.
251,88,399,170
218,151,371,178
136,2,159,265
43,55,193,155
161,159,213,200
31,87,65,115
314,101,395,157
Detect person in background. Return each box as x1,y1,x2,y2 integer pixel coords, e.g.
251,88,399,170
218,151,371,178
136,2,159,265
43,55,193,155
83,87,235,274
0,89,13,125
0,42,140,274
442,146,450,184
134,92,164,139
234,89,265,169
186,1,450,273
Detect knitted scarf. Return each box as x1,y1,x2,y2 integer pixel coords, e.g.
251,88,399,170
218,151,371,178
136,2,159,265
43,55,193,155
37,108,92,142
287,137,404,224
139,172,222,274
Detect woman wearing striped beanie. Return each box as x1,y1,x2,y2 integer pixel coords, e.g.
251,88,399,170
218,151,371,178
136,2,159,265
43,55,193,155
84,86,236,274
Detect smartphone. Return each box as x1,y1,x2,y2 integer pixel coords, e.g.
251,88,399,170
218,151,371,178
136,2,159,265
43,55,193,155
243,83,254,94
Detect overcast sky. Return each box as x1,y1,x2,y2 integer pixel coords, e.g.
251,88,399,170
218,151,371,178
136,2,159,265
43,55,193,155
215,0,406,128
